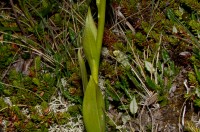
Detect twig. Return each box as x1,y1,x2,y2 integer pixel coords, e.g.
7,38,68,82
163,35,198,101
9,0,25,35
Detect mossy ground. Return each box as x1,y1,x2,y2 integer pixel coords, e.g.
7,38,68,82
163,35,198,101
0,0,200,131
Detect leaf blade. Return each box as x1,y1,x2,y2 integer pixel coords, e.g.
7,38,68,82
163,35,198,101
82,8,99,81
130,96,138,114
78,49,88,93
145,61,155,74
83,76,105,132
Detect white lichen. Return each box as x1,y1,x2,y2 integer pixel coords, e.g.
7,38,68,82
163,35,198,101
101,47,110,57
48,92,84,131
48,115,84,132
3,97,12,106
1,120,7,132
35,105,43,116
49,96,74,113
99,76,106,91
21,108,30,118
113,50,130,68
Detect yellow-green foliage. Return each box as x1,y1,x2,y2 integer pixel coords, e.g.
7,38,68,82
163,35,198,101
185,121,200,132
188,71,198,86
79,0,106,131
189,20,200,29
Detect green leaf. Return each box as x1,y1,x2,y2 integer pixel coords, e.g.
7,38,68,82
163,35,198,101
145,61,155,74
194,65,200,83
32,78,40,86
130,96,138,114
194,98,200,107
162,49,170,62
35,56,41,71
195,88,200,98
83,76,105,132
78,49,88,93
96,0,106,58
82,8,98,82
146,76,159,90
96,0,100,7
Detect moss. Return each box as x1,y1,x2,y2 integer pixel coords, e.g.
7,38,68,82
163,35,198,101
68,105,81,115
112,42,128,53
0,98,8,110
0,45,14,68
188,71,198,86
54,112,71,125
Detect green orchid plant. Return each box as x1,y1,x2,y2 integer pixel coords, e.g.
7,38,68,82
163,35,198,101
78,0,106,131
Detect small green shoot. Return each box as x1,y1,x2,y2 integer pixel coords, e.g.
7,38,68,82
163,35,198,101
78,0,106,131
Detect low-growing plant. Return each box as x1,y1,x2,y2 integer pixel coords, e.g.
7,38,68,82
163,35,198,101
78,0,106,131
186,49,200,107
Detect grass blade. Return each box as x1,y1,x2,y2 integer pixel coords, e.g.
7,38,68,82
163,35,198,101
78,49,88,93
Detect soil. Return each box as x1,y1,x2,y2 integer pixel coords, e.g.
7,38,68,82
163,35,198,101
137,67,199,132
